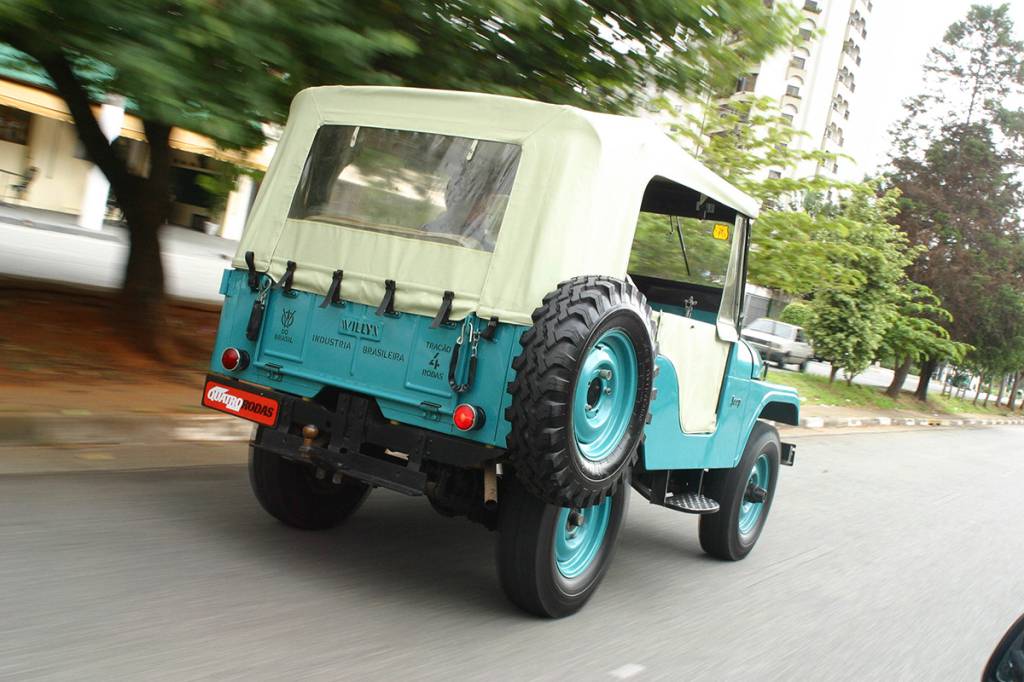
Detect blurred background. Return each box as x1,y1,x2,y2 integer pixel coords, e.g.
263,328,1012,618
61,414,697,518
1,1,1023,679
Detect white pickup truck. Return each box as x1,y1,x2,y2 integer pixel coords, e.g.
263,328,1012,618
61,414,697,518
741,318,814,371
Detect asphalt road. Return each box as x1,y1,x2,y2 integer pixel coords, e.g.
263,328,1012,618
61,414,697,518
2,427,1023,680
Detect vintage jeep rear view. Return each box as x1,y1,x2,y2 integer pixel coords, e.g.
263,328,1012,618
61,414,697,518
202,86,800,618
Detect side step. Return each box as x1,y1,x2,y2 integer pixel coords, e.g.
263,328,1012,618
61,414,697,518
664,492,720,515
632,468,720,515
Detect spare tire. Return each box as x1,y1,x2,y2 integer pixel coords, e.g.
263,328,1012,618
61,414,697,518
506,276,657,507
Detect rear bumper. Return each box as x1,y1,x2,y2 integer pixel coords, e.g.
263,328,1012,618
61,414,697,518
202,374,501,496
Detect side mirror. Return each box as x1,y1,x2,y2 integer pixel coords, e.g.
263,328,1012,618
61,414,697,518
984,613,1024,681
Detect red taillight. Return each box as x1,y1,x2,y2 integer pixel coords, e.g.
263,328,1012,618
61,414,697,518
453,404,484,431
221,347,249,372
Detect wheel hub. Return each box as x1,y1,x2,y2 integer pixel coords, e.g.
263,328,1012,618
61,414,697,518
738,453,771,536
744,483,768,504
554,497,613,579
573,330,638,462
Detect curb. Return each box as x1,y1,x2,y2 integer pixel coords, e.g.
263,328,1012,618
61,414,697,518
797,416,1024,429
0,414,253,447
2,411,1022,447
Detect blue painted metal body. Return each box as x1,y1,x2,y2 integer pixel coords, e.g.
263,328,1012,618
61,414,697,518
211,269,523,447
642,339,801,470
211,268,798,468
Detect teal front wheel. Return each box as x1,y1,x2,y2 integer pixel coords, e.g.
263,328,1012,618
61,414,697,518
497,473,629,618
699,422,781,561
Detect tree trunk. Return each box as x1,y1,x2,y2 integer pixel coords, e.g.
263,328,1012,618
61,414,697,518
22,47,172,351
886,357,912,398
995,374,1007,407
973,372,984,406
116,122,172,348
915,358,937,401
829,365,839,384
1010,371,1022,411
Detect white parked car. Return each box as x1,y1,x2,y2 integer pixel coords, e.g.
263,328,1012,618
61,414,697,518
741,318,814,371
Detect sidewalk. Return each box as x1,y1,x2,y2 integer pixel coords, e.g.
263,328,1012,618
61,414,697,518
0,202,235,303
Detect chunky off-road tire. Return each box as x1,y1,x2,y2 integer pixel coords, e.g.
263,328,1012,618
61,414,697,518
497,473,629,618
699,422,781,560
249,444,372,530
506,276,657,508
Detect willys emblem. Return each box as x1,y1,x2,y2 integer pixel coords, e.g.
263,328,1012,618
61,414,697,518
281,308,296,329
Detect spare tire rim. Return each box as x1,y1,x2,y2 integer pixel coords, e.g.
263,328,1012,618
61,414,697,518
738,453,770,536
554,496,613,578
573,329,638,462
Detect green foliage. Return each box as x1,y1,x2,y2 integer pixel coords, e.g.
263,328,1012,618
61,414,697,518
0,0,799,332
667,96,864,295
962,282,1024,375
800,186,914,380
888,4,1024,381
628,215,733,287
0,0,801,146
893,3,1024,155
194,162,263,218
778,301,812,328
669,96,845,203
668,53,970,385
880,281,966,367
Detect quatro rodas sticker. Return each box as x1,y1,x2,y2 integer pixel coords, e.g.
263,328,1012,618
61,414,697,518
202,380,279,426
712,223,730,240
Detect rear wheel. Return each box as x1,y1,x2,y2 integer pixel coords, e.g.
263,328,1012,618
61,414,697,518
249,444,371,530
699,422,780,560
497,474,628,618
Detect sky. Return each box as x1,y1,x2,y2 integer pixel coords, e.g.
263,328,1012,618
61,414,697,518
844,0,1024,177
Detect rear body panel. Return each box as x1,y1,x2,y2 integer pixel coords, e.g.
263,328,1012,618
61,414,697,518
211,269,524,447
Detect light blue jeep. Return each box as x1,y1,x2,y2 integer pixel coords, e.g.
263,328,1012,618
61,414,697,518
202,86,800,618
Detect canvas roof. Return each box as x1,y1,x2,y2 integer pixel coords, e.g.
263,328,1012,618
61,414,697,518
234,86,759,325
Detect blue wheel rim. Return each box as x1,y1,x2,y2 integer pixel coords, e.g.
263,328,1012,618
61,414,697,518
738,454,770,536
554,497,613,579
572,329,638,462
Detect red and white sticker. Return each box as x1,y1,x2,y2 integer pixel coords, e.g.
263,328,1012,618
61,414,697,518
202,380,279,426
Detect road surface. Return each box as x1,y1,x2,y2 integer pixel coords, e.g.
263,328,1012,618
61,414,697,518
2,426,1021,680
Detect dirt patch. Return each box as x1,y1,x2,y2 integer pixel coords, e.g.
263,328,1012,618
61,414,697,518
0,283,218,414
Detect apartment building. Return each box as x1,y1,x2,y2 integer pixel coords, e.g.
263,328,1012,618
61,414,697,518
670,0,874,182
755,0,874,181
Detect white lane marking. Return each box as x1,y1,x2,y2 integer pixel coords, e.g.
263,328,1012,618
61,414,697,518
609,663,646,679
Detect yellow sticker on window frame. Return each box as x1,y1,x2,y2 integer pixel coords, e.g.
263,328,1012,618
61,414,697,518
712,223,730,240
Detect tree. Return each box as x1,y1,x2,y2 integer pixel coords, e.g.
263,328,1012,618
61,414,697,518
672,90,954,389
887,4,1024,399
892,4,1024,155
802,186,912,383
880,282,966,397
667,96,860,295
0,0,799,347
779,301,812,328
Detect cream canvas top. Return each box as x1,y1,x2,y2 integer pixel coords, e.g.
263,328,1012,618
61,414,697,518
233,86,759,326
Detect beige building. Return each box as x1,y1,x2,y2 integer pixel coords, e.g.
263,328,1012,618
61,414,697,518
760,0,874,181
0,75,270,239
667,0,875,183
